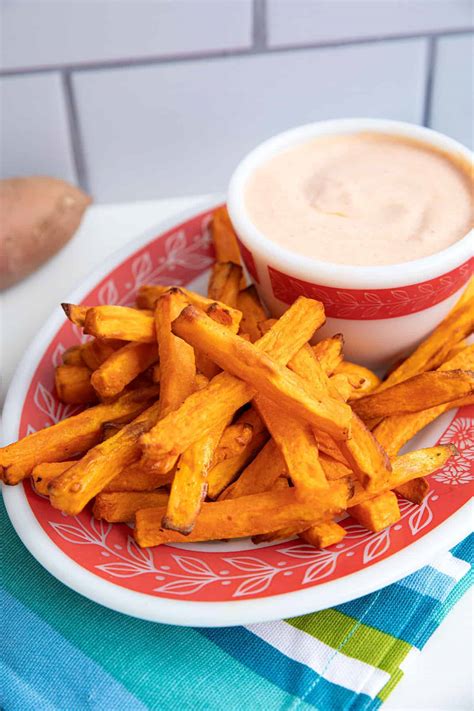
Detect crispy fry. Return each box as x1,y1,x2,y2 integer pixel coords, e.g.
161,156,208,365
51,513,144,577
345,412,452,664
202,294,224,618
91,342,158,399
48,401,162,515
208,262,242,308
349,445,454,506
320,454,352,481
373,346,474,455
219,440,286,500
155,290,196,417
328,373,359,401
237,286,267,342
141,296,326,460
377,279,474,390
80,338,125,370
55,364,97,404
210,420,255,467
354,369,474,420
61,303,88,327
284,336,391,491
93,490,169,523
255,395,328,493
349,491,401,532
300,521,347,548
62,345,84,366
83,305,154,342
395,477,429,504
334,361,381,401
0,385,159,484
313,335,344,374
32,461,75,494
134,479,350,547
172,305,351,440
374,395,474,456
136,285,242,332
163,421,228,533
207,429,268,499
104,464,173,492
211,206,243,266
195,300,243,379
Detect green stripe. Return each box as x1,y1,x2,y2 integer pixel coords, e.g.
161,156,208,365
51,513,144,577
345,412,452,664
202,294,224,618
287,608,411,673
0,500,293,710
377,668,404,702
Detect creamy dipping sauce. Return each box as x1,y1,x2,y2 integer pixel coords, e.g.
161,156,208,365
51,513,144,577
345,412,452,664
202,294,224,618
245,133,473,265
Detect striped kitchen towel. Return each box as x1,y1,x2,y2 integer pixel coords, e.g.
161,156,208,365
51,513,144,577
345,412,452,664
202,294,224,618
1,495,472,711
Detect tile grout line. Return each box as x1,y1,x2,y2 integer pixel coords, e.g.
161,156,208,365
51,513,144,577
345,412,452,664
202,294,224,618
0,27,472,78
61,71,90,193
253,0,267,50
422,36,438,128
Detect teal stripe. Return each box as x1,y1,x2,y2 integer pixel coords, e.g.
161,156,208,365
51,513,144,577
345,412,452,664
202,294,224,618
0,498,295,710
2,589,146,711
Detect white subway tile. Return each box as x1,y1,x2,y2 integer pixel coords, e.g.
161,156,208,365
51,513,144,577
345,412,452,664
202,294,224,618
267,0,473,47
0,73,76,183
73,39,427,202
1,0,252,71
430,34,473,148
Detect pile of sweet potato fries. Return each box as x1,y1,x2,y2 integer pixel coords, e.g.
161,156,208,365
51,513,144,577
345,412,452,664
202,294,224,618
1,207,473,549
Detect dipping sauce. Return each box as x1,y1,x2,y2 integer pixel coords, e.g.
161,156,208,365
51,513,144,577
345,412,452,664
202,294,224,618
245,133,473,265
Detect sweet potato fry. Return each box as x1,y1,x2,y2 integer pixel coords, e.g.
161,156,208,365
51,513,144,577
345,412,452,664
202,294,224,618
172,306,351,440
91,342,158,399
208,262,242,308
320,455,352,481
255,395,328,493
373,346,474,455
328,373,359,401
155,290,196,417
83,306,155,342
141,296,326,461
80,338,125,370
104,463,173,492
300,521,347,548
55,364,97,404
237,286,267,342
395,477,429,504
354,369,474,420
283,335,391,491
136,285,242,332
134,478,350,547
61,302,88,327
32,461,75,494
211,205,243,266
313,335,344,374
210,420,255,467
219,439,286,500
0,385,159,485
93,490,169,523
163,421,228,533
48,401,162,514
207,429,268,499
334,361,381,400
349,445,454,506
374,395,474,456
62,345,84,366
349,491,401,532
378,279,474,390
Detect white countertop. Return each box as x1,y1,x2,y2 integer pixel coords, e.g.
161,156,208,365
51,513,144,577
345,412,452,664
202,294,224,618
1,196,472,710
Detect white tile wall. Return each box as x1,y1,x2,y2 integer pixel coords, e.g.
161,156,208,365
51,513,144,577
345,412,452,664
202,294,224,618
0,73,76,183
0,0,253,70
73,39,428,202
267,0,474,47
431,34,474,148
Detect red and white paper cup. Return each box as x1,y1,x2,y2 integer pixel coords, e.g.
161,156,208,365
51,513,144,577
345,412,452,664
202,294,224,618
228,119,473,367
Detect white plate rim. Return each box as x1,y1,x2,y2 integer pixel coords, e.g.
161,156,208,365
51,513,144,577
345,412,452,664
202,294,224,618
2,197,472,627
